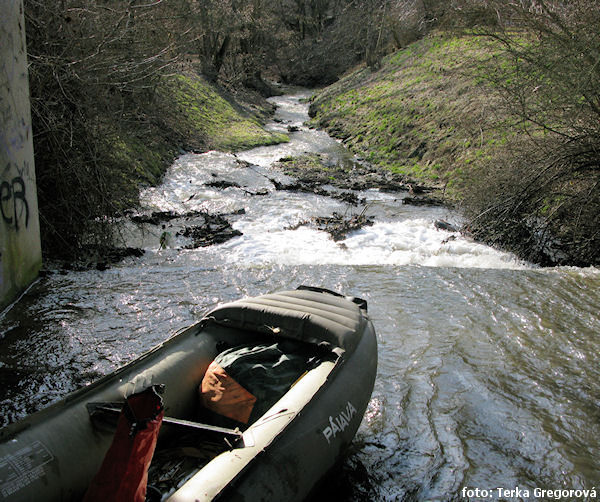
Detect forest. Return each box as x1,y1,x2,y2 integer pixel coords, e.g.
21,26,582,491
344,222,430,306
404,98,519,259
24,0,600,266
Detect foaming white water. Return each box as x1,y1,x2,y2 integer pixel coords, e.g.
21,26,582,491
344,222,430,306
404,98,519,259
221,217,525,269
141,151,279,214
138,91,527,270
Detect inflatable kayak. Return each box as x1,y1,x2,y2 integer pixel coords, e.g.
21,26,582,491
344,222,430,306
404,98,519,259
0,286,378,501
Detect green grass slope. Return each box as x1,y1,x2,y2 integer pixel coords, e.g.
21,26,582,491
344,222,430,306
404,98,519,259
159,74,288,153
107,73,288,187
309,33,600,266
309,33,507,193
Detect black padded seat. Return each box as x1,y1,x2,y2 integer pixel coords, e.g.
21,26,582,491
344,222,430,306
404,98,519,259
202,289,369,353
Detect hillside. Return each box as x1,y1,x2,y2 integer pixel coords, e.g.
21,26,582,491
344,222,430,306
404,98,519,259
34,70,287,259
308,33,599,266
108,72,288,188
309,33,505,191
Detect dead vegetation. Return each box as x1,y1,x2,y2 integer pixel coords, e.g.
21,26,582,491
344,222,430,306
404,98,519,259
313,212,375,241
287,210,375,242
456,0,600,266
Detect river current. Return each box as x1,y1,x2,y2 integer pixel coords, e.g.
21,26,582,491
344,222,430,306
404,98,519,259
1,91,599,501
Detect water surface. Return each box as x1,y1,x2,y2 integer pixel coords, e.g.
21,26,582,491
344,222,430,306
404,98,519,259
1,91,598,501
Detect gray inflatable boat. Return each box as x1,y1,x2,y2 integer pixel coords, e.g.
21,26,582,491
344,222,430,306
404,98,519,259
0,287,378,501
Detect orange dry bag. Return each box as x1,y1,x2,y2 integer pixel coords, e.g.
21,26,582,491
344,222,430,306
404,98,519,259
200,360,257,424
200,342,311,426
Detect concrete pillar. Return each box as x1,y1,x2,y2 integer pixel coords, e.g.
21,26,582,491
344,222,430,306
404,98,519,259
1,0,42,310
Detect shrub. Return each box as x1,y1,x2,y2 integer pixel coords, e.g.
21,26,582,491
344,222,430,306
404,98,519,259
457,0,600,265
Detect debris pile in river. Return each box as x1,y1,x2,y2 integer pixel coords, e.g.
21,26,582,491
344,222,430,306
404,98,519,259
403,195,447,207
205,180,241,190
51,245,146,272
313,212,374,241
269,177,366,205
131,210,193,225
332,191,364,205
273,153,432,194
177,213,242,249
93,247,145,270
288,210,374,241
130,210,243,249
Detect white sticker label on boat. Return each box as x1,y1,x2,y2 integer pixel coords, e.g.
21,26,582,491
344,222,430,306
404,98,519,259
0,441,53,497
322,401,357,445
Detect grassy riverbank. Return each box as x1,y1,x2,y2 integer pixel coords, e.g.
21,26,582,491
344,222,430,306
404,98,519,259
36,70,287,260
157,74,288,153
308,33,504,192
308,32,600,266
97,72,288,187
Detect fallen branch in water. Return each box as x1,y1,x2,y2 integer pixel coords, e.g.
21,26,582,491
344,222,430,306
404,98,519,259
313,210,374,241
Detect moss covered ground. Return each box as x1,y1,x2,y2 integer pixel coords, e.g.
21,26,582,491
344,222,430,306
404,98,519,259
160,74,288,152
308,33,510,195
107,71,288,190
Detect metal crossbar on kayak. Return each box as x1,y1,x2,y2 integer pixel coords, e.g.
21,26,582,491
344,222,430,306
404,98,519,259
86,403,244,446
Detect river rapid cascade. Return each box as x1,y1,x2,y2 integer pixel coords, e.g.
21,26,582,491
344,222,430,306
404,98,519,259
1,91,599,501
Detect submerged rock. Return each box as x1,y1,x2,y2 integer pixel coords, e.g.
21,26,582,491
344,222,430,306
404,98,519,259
434,220,459,232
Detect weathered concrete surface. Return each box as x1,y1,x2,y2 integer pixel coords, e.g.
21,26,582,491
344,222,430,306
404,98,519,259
1,0,42,310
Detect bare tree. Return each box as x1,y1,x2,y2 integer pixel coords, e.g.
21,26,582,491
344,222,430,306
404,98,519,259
25,0,184,256
458,0,600,265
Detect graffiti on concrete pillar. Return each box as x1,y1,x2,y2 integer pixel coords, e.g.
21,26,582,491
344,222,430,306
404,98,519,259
1,0,35,236
1,170,29,231
1,126,34,234
0,0,42,307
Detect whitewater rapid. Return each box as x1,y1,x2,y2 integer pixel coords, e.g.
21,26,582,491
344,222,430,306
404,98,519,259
3,89,598,502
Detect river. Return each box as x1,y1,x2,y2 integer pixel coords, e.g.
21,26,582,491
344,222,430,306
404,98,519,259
1,90,599,501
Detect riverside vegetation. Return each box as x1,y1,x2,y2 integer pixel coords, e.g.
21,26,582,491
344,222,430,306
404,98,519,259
306,0,600,267
31,64,287,265
309,26,600,266
26,0,599,267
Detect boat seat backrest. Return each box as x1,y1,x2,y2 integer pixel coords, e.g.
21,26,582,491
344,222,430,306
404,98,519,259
203,290,368,353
